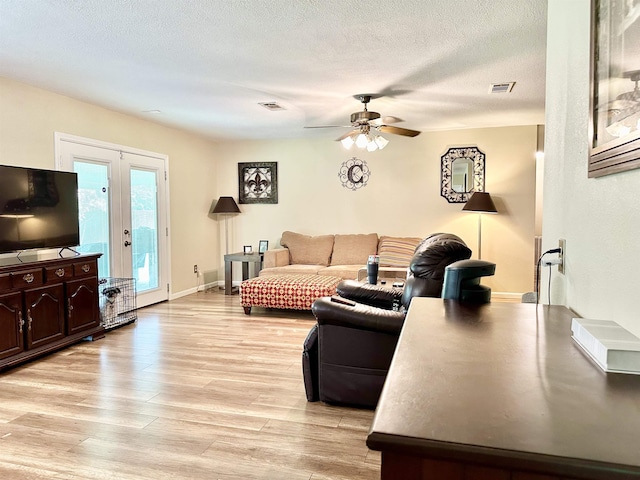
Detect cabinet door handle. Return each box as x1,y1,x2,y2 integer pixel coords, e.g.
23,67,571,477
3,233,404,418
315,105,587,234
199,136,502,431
18,311,24,334
23,273,34,283
68,298,73,314
27,309,32,331
55,268,65,277
82,264,90,273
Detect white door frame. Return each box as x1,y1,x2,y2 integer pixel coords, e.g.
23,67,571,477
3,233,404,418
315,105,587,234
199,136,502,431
54,132,172,306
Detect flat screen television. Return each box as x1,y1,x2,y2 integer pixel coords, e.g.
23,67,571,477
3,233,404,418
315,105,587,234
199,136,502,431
0,165,80,254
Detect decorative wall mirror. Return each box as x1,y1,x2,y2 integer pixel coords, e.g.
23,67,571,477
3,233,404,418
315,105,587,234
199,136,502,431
440,146,485,203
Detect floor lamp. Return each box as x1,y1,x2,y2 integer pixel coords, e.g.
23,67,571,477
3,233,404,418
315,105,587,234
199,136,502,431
211,196,241,255
462,192,497,260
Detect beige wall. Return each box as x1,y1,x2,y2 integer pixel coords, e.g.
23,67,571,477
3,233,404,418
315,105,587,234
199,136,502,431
544,1,640,336
215,125,538,294
0,77,219,295
0,76,538,297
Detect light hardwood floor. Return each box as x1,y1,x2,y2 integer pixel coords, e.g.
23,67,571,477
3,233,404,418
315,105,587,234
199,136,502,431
0,290,380,479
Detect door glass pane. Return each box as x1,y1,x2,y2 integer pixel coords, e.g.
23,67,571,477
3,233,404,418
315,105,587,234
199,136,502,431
130,169,159,292
74,162,110,277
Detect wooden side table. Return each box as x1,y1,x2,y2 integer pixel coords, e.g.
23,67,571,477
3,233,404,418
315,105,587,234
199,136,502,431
223,252,263,295
357,265,407,282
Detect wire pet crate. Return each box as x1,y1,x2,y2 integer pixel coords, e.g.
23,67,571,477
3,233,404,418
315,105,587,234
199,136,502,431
99,277,137,330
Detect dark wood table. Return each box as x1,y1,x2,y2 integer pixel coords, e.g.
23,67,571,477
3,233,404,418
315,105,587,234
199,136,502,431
367,298,640,479
223,252,263,295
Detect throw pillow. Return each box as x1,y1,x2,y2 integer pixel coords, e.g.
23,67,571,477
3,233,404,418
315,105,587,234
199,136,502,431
378,236,422,267
281,231,335,266
331,233,378,265
330,233,378,265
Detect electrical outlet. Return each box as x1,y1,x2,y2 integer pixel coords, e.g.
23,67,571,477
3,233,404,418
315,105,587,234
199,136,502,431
193,264,198,274
558,239,566,274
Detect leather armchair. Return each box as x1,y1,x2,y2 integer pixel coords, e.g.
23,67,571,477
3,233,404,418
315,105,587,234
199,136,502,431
303,233,472,408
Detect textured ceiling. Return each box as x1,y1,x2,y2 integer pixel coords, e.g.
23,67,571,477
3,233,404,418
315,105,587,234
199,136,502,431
0,0,547,141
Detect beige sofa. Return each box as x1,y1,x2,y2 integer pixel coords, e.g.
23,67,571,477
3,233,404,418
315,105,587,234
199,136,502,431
260,231,423,280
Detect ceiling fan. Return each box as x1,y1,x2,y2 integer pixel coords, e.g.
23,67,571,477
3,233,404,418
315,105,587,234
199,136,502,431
306,94,421,151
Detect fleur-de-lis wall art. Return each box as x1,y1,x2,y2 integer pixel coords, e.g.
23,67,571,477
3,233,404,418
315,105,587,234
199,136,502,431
238,162,278,204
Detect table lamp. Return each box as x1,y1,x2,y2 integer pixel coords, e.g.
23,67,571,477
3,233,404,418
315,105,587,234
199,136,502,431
462,192,497,260
211,196,241,254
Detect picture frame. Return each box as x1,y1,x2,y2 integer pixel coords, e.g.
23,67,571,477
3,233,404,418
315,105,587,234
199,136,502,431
588,0,640,178
258,240,268,253
238,162,278,204
243,245,253,254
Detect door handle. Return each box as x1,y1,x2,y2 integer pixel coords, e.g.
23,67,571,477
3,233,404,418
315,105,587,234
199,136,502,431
124,241,132,247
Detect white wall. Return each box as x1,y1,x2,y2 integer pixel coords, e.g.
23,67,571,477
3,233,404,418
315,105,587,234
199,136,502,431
215,125,538,294
544,1,640,336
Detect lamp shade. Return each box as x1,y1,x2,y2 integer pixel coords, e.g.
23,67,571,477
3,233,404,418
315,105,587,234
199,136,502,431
211,196,241,214
462,192,497,213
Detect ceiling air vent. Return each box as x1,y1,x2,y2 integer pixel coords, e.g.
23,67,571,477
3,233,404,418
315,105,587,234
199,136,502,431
489,82,516,94
258,102,285,111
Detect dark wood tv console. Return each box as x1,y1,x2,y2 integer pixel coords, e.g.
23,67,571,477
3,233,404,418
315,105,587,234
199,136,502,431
0,253,104,371
367,298,640,479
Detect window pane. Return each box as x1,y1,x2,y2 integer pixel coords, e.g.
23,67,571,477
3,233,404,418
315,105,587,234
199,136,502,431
130,169,158,292
74,162,110,277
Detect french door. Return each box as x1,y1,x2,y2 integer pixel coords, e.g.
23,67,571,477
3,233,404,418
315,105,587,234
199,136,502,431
55,134,169,308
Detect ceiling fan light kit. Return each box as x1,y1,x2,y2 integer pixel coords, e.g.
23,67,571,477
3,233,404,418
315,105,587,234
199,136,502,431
341,130,389,152
374,135,389,149
366,139,378,152
355,132,369,148
340,136,355,149
308,94,420,152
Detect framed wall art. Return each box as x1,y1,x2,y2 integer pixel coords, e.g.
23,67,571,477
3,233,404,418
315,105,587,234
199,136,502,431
589,0,640,177
238,162,278,204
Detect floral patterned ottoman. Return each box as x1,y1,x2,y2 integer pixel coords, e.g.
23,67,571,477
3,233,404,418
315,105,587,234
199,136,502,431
240,274,342,314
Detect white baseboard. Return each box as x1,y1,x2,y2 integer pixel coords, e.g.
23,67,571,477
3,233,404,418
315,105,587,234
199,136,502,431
170,280,243,300
492,291,524,301
170,286,198,300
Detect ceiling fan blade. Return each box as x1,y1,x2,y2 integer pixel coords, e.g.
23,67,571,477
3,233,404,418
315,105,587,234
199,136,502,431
304,125,352,129
370,116,403,126
378,125,421,137
335,130,359,141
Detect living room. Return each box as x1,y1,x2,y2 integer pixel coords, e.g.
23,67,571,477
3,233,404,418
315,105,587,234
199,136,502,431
0,78,540,298
0,85,541,299
1,0,640,478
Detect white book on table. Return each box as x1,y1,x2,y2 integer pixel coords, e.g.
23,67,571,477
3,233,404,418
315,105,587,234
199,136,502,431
571,318,640,374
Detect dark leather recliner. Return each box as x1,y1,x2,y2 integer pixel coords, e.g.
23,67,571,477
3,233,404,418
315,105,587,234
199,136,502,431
303,233,472,408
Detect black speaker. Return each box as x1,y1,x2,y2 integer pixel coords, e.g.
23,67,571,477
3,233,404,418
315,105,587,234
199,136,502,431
442,259,496,303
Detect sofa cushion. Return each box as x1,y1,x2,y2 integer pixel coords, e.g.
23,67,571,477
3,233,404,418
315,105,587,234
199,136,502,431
259,265,324,276
378,236,422,267
281,231,335,266
330,233,378,266
319,265,362,280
